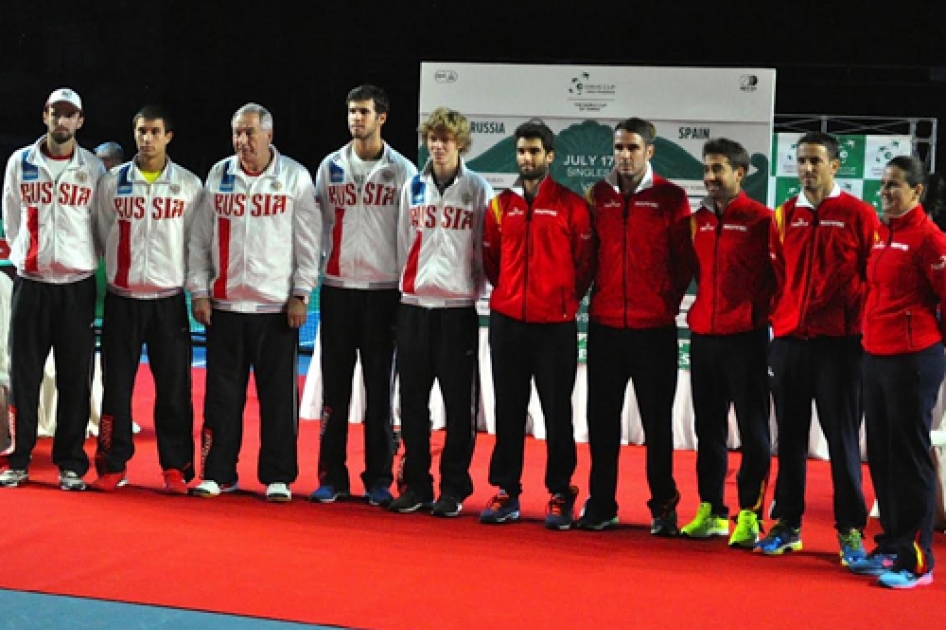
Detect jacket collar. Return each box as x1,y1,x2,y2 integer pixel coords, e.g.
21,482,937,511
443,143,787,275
606,162,654,195
795,182,841,209
25,135,88,169
698,190,747,216
885,204,926,230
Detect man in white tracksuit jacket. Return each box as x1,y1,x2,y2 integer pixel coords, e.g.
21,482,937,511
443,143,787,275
387,107,493,518
0,87,104,491
310,85,417,506
188,103,321,502
91,104,202,495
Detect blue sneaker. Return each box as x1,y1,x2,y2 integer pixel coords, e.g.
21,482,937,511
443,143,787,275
544,486,578,531
848,552,897,576
479,490,520,524
309,485,350,503
754,521,802,555
365,484,393,507
838,529,867,566
877,570,933,589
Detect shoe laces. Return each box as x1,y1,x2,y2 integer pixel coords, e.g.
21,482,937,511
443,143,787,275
735,510,757,528
548,494,567,517
839,529,862,547
769,521,796,538
488,492,509,511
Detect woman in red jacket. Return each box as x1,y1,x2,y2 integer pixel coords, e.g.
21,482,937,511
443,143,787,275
851,155,946,589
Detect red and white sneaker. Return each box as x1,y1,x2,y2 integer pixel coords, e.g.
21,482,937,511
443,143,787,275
90,470,126,492
162,469,189,495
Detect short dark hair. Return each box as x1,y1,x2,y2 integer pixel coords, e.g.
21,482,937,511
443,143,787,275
615,117,657,146
346,84,389,115
133,104,173,132
797,132,839,161
514,118,555,152
703,137,750,173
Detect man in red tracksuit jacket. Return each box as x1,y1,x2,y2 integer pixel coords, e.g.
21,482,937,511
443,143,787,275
578,118,692,534
758,132,878,563
479,119,594,530
679,138,776,547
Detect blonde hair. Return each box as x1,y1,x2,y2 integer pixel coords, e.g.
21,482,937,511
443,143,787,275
418,107,471,154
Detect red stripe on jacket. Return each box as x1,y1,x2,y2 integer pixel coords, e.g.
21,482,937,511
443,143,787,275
212,217,231,299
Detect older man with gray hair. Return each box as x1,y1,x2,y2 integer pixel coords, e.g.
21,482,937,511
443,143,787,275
187,103,322,502
95,142,124,171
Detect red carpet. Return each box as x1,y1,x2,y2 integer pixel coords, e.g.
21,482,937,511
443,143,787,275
1,366,944,629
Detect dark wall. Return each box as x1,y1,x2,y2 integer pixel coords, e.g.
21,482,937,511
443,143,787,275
2,0,945,176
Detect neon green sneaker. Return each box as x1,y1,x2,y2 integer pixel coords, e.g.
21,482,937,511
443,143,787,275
838,528,867,566
729,509,760,548
680,502,729,538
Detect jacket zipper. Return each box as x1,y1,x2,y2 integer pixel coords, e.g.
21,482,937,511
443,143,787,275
623,196,630,329
712,212,722,333
523,198,533,321
798,211,819,336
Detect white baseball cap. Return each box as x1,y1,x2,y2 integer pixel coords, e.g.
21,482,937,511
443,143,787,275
46,87,83,111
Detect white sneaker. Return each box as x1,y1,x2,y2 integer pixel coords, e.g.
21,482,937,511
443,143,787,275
0,468,28,488
59,470,87,491
191,479,238,497
266,482,291,502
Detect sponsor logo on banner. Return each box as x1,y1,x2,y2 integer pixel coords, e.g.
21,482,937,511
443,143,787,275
836,137,865,179
566,71,615,113
739,75,759,92
434,69,458,84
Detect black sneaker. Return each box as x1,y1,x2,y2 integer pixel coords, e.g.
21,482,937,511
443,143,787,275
431,494,463,518
650,492,680,537
388,487,433,513
575,498,619,531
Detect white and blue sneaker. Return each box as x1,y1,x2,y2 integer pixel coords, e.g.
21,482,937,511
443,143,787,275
877,570,933,589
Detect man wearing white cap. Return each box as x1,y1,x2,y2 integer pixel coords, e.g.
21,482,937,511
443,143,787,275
0,87,105,490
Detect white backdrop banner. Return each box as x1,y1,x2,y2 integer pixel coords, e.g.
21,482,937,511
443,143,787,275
419,62,776,203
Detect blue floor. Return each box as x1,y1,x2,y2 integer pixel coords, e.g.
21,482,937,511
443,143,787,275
0,590,349,630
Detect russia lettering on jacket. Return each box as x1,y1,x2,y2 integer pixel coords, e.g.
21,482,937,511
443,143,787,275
327,182,397,207
213,193,289,217
20,181,91,206
112,196,186,220
409,205,473,230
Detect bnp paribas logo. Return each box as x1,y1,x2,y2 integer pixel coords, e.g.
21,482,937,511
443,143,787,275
568,72,615,97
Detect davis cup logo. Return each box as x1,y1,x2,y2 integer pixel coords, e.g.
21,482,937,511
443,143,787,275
567,72,615,97
569,72,591,95
874,139,906,163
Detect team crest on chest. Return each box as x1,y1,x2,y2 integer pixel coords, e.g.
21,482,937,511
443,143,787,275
462,193,472,205
271,181,282,192
170,184,181,195
76,172,87,183
382,170,394,182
